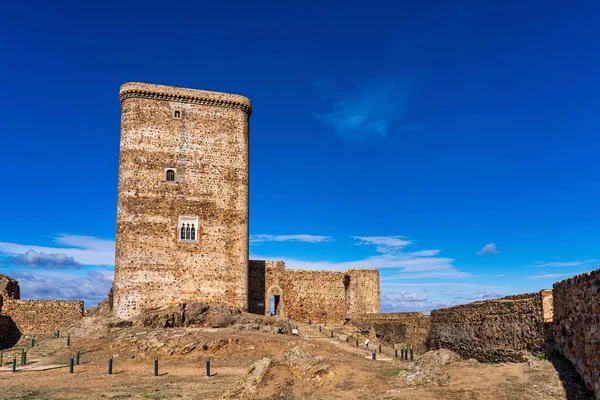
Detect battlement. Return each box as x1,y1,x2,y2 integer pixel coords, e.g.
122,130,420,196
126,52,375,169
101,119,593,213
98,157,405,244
120,82,252,115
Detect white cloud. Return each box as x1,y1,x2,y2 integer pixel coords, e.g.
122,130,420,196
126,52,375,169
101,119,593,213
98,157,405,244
526,273,573,280
5,249,81,269
250,234,332,244
0,235,115,266
380,283,510,313
8,269,113,308
476,243,498,256
251,234,472,279
314,75,414,141
533,260,597,268
353,236,412,252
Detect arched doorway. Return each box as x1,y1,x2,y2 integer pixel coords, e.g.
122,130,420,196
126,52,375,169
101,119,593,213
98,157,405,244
266,285,284,316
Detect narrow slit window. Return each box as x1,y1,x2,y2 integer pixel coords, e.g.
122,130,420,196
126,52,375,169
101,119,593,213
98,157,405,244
174,110,181,119
180,226,186,240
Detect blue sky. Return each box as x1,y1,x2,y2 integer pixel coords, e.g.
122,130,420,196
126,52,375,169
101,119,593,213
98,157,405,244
1,0,599,312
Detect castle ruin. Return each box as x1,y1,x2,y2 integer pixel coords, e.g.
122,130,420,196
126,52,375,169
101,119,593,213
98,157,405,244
112,83,381,322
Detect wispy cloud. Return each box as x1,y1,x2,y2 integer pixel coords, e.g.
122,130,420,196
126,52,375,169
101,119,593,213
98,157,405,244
0,235,115,266
526,273,574,280
251,234,472,279
314,74,413,141
353,235,412,252
476,243,498,256
380,283,510,313
9,269,113,308
250,234,332,244
4,250,81,269
532,260,597,268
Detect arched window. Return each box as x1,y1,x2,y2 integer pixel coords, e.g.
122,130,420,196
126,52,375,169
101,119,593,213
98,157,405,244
174,110,181,119
166,169,175,182
178,216,198,242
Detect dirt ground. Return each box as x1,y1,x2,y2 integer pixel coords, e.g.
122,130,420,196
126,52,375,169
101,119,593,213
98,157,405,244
0,315,593,400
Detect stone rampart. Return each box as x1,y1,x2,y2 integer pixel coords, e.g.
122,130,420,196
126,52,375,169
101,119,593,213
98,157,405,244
248,260,380,324
429,292,546,362
553,269,600,398
350,312,430,354
1,299,84,334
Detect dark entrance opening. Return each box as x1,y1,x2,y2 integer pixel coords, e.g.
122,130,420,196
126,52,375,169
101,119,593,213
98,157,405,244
270,295,281,316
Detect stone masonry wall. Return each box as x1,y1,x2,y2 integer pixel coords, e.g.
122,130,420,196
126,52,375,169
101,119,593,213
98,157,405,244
113,83,251,319
553,269,600,398
248,260,380,324
0,274,20,301
347,269,380,316
2,299,84,334
429,292,546,362
350,312,430,354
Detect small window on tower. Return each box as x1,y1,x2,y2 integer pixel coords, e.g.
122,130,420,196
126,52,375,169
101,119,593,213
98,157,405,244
166,169,175,182
174,110,181,119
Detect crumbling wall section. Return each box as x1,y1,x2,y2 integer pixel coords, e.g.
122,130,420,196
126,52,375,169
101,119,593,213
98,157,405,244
0,274,20,302
429,292,545,362
2,299,84,334
248,261,381,324
350,312,430,354
347,269,380,317
553,269,600,398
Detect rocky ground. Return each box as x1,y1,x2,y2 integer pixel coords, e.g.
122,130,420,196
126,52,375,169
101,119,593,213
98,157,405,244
0,303,593,400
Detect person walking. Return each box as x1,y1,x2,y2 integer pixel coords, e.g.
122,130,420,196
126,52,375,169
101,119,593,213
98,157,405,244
364,338,370,350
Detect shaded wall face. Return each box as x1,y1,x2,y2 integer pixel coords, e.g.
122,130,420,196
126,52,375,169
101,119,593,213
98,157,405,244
113,89,250,319
553,270,600,397
1,299,83,334
428,292,545,362
0,316,20,349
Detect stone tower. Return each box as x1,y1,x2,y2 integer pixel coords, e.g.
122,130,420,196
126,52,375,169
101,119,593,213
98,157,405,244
113,82,251,319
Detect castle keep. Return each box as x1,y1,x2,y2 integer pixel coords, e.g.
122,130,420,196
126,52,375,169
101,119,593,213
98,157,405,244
112,83,381,321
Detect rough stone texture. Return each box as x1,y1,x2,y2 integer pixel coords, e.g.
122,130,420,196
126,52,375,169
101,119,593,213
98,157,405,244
113,82,251,319
1,299,84,334
553,269,600,398
541,289,553,322
350,312,431,354
0,274,20,301
248,260,380,324
138,302,242,328
428,292,546,362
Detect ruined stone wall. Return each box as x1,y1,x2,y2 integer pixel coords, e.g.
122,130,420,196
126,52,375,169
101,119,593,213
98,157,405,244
113,83,251,319
248,261,381,324
429,292,545,362
553,269,600,397
347,269,380,317
350,312,430,354
0,274,20,300
278,270,347,324
1,299,84,334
